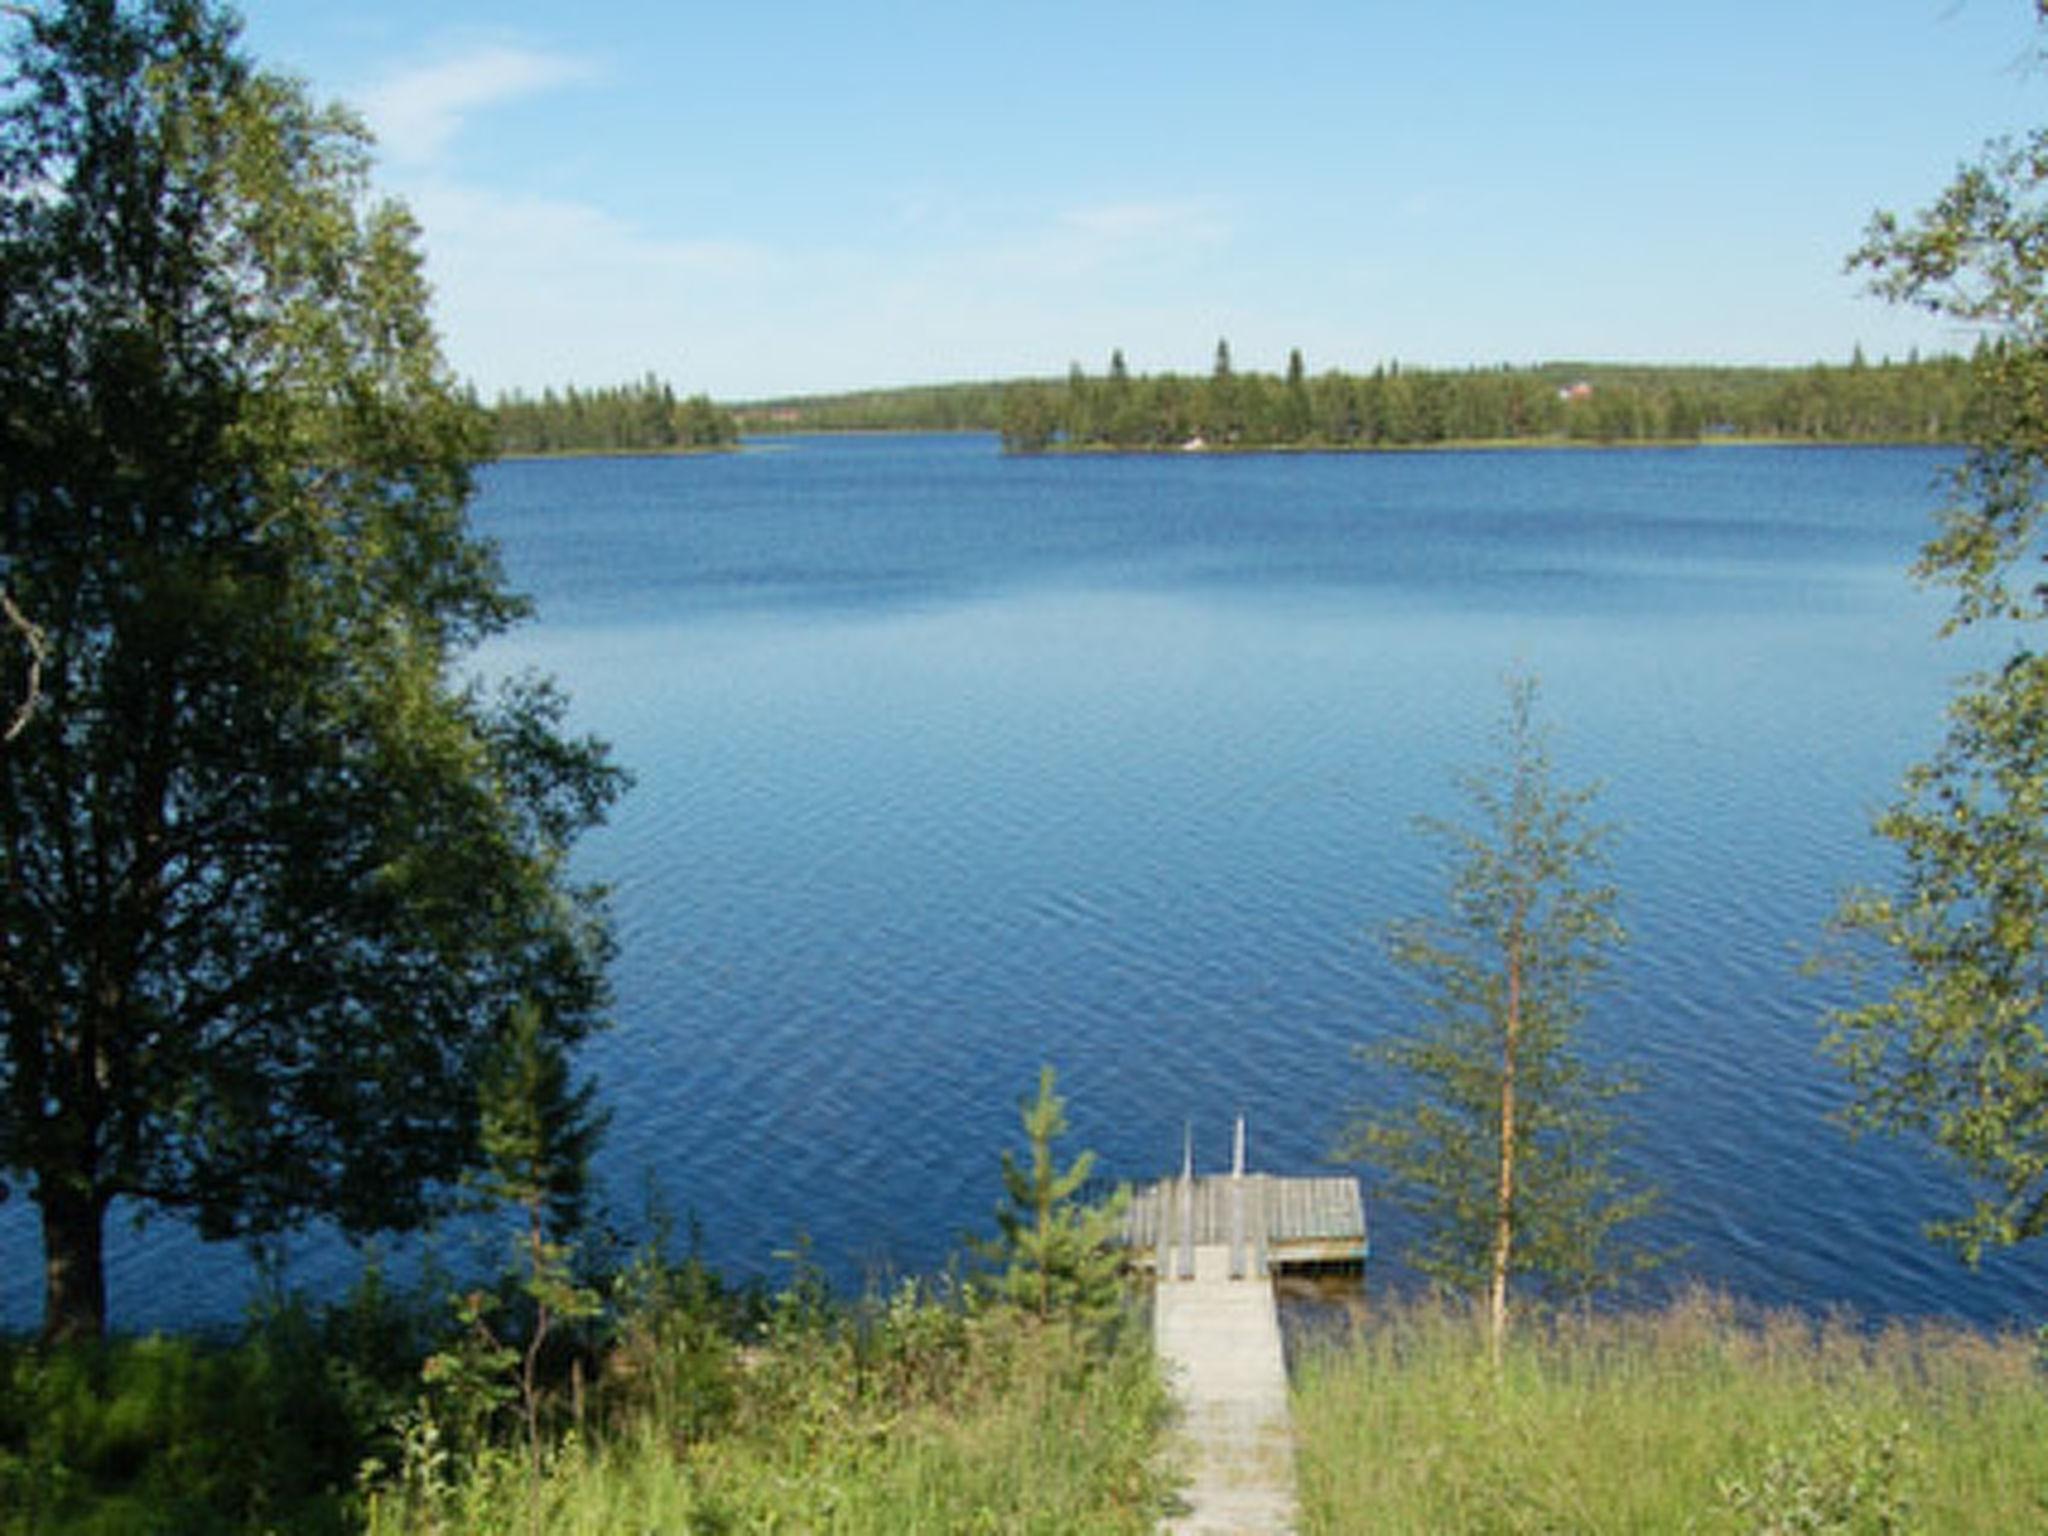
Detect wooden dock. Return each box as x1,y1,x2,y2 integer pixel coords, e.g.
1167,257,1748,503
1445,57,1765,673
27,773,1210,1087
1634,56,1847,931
1155,1244,1298,1533
1131,1125,1366,1533
1124,1173,1367,1277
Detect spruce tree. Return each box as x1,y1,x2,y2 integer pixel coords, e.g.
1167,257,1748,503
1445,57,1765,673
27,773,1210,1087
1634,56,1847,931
982,1066,1126,1326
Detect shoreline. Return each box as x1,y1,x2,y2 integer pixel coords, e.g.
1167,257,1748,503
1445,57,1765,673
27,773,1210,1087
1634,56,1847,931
1005,433,1957,458
495,431,1959,462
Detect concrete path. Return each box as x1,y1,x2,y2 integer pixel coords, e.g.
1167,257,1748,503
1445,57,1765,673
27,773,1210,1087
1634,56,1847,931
1154,1244,1298,1534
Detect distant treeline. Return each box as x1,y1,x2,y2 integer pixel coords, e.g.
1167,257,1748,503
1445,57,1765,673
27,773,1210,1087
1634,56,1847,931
733,382,1012,435
999,344,1976,453
492,375,739,456
489,350,1981,455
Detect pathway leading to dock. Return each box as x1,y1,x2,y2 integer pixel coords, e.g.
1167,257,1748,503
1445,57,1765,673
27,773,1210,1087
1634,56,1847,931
1154,1243,1298,1534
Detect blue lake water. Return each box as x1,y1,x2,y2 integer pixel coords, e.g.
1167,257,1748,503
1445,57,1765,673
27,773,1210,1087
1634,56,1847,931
10,434,2048,1331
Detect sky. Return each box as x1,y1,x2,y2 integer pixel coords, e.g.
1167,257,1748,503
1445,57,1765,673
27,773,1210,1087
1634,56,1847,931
236,1,2048,401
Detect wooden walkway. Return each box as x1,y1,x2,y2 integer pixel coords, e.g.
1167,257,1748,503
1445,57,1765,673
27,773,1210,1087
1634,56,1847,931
1155,1244,1299,1533
1132,1126,1364,1533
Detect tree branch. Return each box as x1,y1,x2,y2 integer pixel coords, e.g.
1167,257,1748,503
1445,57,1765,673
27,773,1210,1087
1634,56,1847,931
2,587,47,745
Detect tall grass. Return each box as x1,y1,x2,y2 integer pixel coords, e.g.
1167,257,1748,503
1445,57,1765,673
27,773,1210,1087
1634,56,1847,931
1,1256,1174,1534
1292,1290,2048,1534
362,1280,1173,1535
0,1274,428,1536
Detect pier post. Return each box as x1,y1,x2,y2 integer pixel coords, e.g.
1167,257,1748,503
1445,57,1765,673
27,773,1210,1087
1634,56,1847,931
1253,1174,1269,1280
1229,1115,1247,1279
1177,1123,1196,1282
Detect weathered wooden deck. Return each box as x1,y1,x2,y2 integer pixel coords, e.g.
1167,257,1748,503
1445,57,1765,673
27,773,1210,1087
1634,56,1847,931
1123,1174,1367,1276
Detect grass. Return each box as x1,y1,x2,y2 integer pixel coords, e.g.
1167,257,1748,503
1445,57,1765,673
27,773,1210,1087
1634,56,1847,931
361,1278,1173,1535
0,1253,1174,1535
3,1074,1175,1534
1292,1289,2048,1534
20,1250,2048,1533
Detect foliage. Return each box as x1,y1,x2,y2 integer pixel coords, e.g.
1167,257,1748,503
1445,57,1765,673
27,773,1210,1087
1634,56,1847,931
472,1001,607,1246
1291,1292,2048,1535
0,1224,1169,1534
712,354,1975,448
1719,1415,1918,1536
977,1065,1129,1326
1342,677,1654,1352
414,999,609,1493
739,378,1017,434
361,1258,1172,1536
1824,107,2048,1259
1003,348,1973,452
491,375,737,455
0,1269,442,1536
0,0,622,1338
998,381,1062,452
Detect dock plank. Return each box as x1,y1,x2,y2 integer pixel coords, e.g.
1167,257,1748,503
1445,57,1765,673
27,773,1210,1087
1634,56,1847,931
1122,1175,1366,1272
1155,1245,1298,1534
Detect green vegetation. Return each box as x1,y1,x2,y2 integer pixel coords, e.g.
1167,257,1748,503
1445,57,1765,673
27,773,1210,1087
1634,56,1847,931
733,379,1014,434
365,1283,1168,1535
1292,1293,2048,1534
711,354,1978,449
978,1065,1129,1326
1825,122,2048,1262
0,1068,1168,1534
0,0,622,1340
491,375,738,456
0,1246,1171,1535
6,0,2048,1529
1001,348,1974,452
1342,678,1654,1358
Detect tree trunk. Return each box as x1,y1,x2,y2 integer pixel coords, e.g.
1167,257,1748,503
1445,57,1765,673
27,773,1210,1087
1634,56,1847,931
1491,928,1523,1367
38,1179,109,1342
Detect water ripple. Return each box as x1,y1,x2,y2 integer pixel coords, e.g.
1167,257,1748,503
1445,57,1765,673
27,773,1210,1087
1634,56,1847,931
16,444,2048,1333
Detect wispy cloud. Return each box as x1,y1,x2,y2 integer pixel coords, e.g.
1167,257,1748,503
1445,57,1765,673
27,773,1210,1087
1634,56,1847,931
1058,200,1231,245
402,180,1246,395
361,46,592,166
1036,199,1232,276
401,181,785,391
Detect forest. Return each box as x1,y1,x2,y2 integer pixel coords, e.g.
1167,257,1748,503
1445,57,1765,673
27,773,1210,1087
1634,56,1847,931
732,379,1013,434
997,345,1976,452
487,352,1976,456
490,375,739,455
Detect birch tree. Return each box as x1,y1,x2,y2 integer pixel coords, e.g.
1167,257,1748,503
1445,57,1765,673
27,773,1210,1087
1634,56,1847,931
1343,678,1653,1358
1827,22,2048,1261
0,0,621,1339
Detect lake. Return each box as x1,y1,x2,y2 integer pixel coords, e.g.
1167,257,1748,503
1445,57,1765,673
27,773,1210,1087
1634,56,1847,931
9,434,2048,1331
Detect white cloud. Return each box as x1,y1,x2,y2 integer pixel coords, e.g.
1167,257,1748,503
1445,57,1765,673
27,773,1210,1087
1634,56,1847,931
397,180,787,393
361,46,592,166
1058,200,1230,245
392,178,1249,397
1029,199,1232,277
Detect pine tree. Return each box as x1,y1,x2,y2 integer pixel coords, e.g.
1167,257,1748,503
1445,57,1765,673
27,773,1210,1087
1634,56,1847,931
463,1000,608,1470
981,1066,1126,1325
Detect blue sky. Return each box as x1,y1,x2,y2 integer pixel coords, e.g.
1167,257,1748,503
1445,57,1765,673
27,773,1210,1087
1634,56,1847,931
239,1,2048,400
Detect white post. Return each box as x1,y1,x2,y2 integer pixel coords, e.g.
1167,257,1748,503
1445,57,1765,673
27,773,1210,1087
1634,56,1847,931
1229,1115,1247,1278
1179,1122,1196,1281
